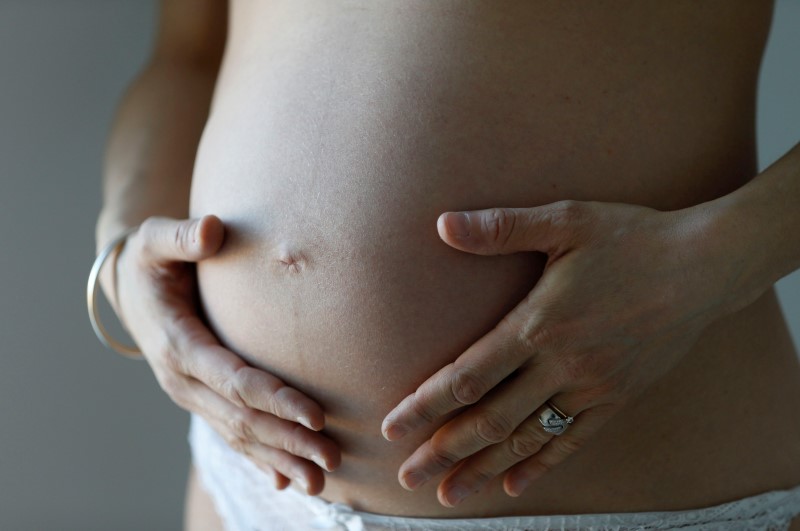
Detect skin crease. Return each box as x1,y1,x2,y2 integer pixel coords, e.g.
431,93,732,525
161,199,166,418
382,201,778,505
185,0,800,522
86,1,800,529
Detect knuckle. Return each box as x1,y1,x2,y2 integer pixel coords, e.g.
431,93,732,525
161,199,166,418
173,220,195,254
559,355,590,383
481,208,516,249
228,410,256,442
517,319,553,352
233,364,256,388
172,225,185,254
213,422,247,453
557,351,616,389
261,384,285,416
235,367,284,413
270,385,297,415
430,447,458,470
225,433,249,454
281,424,308,457
509,420,550,458
509,432,545,459
547,200,595,242
161,348,181,375
158,371,183,398
467,465,496,485
223,368,250,408
410,397,437,424
475,411,514,444
219,378,247,407
532,458,553,476
550,200,584,227
429,439,460,469
551,436,584,458
450,368,486,405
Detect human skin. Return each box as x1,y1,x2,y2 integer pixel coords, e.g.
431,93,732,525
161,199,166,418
97,0,340,495
186,0,800,521
96,0,800,527
383,164,800,505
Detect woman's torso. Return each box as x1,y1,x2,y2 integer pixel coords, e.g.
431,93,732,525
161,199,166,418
189,0,800,517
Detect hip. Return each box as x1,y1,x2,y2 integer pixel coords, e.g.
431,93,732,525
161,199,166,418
187,412,800,530
193,228,800,515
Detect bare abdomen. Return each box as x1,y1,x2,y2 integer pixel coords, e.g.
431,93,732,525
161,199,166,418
187,0,800,516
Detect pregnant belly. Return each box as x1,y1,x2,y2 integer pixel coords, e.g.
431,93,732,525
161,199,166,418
189,127,547,510
186,0,786,515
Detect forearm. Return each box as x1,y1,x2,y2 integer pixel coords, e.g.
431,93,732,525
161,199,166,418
96,58,217,252
694,142,800,315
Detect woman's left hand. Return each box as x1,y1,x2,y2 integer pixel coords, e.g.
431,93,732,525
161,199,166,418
381,199,736,507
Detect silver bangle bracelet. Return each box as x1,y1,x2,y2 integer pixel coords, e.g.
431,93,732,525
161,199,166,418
87,226,143,359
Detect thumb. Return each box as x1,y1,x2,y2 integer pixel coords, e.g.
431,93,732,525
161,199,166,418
137,214,225,263
437,202,584,255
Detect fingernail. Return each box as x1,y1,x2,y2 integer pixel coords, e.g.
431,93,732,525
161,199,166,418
445,212,471,239
402,470,430,490
310,454,330,472
297,416,314,431
383,422,408,441
295,476,309,493
507,476,531,497
444,484,470,506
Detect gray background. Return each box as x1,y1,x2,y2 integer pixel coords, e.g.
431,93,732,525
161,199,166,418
0,1,798,530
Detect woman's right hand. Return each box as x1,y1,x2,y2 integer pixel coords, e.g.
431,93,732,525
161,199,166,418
104,214,340,494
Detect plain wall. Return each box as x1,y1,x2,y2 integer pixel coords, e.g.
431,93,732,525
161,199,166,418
0,1,797,529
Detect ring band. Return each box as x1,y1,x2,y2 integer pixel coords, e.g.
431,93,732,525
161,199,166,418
537,400,574,436
87,226,143,359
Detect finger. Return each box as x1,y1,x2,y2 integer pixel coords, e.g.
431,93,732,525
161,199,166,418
433,393,588,506
382,307,536,441
249,462,291,491
437,200,590,256
436,413,556,507
248,443,324,496
202,412,326,496
396,367,557,489
167,310,326,431
273,471,291,490
134,214,224,263
182,376,340,473
503,405,616,497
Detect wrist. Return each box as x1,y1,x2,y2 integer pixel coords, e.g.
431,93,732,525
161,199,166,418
95,212,141,313
96,209,137,253
676,190,777,318
87,225,142,358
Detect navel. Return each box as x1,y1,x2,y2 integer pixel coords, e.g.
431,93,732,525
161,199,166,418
274,244,308,275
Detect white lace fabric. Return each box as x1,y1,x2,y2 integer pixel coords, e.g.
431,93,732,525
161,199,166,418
189,414,800,531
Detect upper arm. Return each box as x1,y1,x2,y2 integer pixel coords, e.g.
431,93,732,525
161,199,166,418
152,0,228,68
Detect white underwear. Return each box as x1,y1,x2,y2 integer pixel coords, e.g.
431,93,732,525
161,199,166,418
189,414,800,531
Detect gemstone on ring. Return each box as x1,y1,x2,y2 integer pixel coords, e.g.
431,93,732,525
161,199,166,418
537,401,574,435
